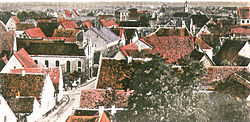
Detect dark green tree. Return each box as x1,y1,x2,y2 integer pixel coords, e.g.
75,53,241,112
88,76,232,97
0,12,13,24
116,57,249,121
37,21,59,37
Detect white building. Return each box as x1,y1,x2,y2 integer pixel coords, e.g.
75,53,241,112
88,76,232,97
0,94,17,122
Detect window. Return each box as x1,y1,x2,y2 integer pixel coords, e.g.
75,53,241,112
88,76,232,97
56,60,59,67
66,61,70,73
34,60,38,64
78,61,82,72
247,20,249,23
45,60,49,67
242,20,245,23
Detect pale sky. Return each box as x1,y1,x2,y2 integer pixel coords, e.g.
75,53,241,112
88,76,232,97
1,0,250,3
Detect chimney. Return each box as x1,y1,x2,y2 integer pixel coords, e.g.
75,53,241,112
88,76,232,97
127,56,132,64
98,106,104,117
111,105,117,116
21,70,25,76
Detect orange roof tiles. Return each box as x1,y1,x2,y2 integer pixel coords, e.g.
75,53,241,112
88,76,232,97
66,115,98,122
11,67,60,91
61,20,78,29
238,7,250,18
25,27,46,39
14,48,38,68
143,36,194,64
0,73,45,98
100,19,118,28
82,20,93,28
204,66,247,84
120,43,152,58
79,89,132,109
64,10,72,17
231,27,250,35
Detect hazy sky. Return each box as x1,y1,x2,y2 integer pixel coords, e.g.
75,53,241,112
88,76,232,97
1,0,250,2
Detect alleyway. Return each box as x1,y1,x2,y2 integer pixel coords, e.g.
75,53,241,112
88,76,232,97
39,78,96,122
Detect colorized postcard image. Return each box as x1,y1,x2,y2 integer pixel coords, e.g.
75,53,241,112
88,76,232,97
0,0,249,121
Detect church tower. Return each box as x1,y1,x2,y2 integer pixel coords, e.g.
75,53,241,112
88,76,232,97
184,0,188,12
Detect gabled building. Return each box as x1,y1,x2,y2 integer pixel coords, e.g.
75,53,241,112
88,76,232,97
10,67,64,103
0,73,55,122
1,48,38,73
6,16,20,31
16,39,87,74
58,20,79,29
100,19,119,28
214,39,249,66
238,7,250,25
25,28,46,39
0,94,17,122
190,49,215,67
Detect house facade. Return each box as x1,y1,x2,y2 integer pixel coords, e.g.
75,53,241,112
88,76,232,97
0,94,17,122
0,73,55,122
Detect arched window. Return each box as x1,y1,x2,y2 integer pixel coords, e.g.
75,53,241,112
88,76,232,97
78,61,81,72
66,61,70,73
56,60,59,67
34,60,38,64
45,60,49,67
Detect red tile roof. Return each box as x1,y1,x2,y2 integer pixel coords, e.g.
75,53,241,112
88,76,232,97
25,27,46,39
231,27,250,35
10,67,60,91
142,36,194,64
238,7,250,18
0,73,45,98
100,19,118,28
100,112,111,122
195,37,212,49
204,66,247,84
14,48,38,68
82,20,93,28
11,16,20,24
97,59,139,89
64,10,72,17
120,43,152,58
2,55,8,63
66,115,98,122
52,29,80,37
79,89,132,109
61,20,78,29
7,97,35,113
120,43,139,56
46,37,77,43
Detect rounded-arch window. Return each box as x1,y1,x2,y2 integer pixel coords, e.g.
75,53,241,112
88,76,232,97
56,60,59,67
45,60,49,67
78,61,82,72
66,61,70,73
34,60,38,64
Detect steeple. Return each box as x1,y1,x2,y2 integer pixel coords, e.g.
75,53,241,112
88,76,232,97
184,0,188,12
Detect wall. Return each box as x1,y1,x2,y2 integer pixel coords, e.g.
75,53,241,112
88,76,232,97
240,18,250,25
40,75,56,117
0,95,17,122
6,18,16,31
31,55,87,73
1,55,23,73
26,98,41,122
203,48,213,61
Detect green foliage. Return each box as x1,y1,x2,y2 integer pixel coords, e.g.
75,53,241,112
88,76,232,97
117,57,249,121
0,12,13,24
37,21,59,37
17,11,53,21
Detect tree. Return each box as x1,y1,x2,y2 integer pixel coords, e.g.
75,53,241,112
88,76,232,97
37,21,59,37
116,57,249,121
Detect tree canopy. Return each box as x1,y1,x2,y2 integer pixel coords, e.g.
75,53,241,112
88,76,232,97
116,57,249,121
